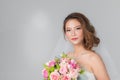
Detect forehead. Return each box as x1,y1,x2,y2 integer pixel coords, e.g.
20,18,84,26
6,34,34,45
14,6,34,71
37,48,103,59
65,19,81,28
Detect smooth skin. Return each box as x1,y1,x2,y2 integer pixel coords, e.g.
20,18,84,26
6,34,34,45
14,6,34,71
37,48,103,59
65,19,110,80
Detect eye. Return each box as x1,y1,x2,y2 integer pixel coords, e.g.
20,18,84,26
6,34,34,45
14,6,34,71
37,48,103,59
66,29,71,32
76,27,81,30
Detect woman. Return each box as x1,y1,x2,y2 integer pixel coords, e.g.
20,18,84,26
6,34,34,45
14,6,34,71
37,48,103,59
63,12,110,80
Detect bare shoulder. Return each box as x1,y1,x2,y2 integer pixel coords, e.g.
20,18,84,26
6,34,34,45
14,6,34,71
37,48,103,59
88,51,107,70
88,52,110,79
84,51,104,66
88,51,102,61
89,52,103,63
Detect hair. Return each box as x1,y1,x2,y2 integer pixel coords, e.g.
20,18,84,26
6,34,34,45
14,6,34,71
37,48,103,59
63,12,100,51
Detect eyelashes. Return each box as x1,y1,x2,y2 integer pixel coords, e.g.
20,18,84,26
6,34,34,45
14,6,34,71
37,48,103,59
66,30,71,32
76,27,81,30
66,27,81,32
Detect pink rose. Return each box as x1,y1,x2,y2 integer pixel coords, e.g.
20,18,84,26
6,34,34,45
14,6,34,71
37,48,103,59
62,75,71,80
46,60,56,67
59,63,68,75
69,69,79,79
61,58,69,63
50,70,60,80
42,69,48,79
69,59,77,69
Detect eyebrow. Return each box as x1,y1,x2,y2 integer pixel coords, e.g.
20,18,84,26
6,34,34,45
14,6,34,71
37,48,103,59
66,25,81,29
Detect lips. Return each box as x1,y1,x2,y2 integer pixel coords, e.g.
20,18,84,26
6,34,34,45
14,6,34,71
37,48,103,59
71,38,78,40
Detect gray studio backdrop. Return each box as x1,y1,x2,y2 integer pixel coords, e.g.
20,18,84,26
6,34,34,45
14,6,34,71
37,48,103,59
0,0,120,80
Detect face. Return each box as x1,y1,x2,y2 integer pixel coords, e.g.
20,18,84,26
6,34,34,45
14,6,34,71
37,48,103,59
65,19,84,45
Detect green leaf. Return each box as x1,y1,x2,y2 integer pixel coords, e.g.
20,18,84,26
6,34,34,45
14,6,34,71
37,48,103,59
56,64,60,70
49,67,54,72
79,69,85,74
43,64,48,68
61,52,67,58
54,57,60,63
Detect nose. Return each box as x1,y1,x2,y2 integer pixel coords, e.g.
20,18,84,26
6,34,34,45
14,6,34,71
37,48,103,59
71,30,76,36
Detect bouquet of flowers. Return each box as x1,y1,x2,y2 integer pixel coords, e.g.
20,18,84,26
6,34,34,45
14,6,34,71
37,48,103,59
42,52,84,80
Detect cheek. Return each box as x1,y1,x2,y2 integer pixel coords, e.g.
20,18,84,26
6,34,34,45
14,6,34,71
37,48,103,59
65,33,71,39
77,30,84,38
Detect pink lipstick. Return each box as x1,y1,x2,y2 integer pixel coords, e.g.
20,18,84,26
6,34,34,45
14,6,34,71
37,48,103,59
71,38,78,40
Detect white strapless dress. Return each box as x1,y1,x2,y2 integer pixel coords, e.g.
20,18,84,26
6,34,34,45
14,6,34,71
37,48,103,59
78,70,96,80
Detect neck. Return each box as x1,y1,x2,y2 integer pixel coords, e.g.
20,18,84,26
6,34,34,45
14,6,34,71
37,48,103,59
73,44,86,55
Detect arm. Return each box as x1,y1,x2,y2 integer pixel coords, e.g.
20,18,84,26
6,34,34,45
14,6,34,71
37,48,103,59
90,54,110,80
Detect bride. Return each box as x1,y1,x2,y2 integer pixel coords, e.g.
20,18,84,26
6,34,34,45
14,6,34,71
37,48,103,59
62,12,110,80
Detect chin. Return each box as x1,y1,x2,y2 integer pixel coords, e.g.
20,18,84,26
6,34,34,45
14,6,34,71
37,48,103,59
70,40,82,45
71,41,80,45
